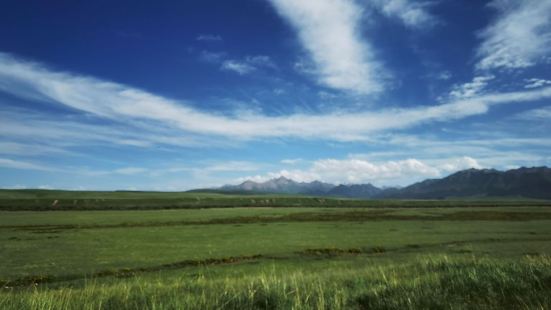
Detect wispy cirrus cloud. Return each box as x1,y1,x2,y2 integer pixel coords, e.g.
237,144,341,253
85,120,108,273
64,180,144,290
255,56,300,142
199,51,275,75
515,106,551,120
0,141,72,156
370,0,437,28
199,50,227,63
112,167,148,175
267,0,384,94
0,157,55,172
281,158,303,165
0,107,211,149
196,34,223,42
221,60,256,75
359,134,551,168
201,161,261,173
524,78,551,89
221,56,276,75
476,0,551,70
447,75,495,100
2,52,551,143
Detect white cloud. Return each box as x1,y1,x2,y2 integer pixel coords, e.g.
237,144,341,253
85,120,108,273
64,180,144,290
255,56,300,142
196,34,223,42
293,58,316,75
239,156,482,186
476,0,551,70
438,71,452,80
81,161,261,178
349,134,551,170
524,78,551,89
516,106,551,119
199,50,226,63
0,107,212,149
202,161,260,172
0,157,54,171
384,134,551,151
244,55,277,69
221,60,257,75
281,158,303,165
220,55,276,75
1,184,28,189
201,52,276,75
448,75,494,100
267,0,384,94
1,52,551,143
0,142,71,156
434,156,482,173
113,167,148,175
370,0,436,28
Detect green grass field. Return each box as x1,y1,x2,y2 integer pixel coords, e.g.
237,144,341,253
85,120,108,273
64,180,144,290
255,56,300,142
1,189,549,210
1,191,551,309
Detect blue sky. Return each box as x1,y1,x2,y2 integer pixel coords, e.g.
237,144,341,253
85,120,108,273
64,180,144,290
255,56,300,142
1,0,551,190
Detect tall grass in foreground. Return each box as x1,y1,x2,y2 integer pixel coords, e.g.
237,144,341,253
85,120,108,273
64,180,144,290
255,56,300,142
1,255,550,309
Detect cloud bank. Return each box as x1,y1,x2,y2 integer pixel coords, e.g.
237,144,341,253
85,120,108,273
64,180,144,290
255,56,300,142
240,156,482,186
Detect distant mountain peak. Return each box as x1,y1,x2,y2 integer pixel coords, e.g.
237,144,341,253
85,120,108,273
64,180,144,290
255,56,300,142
220,177,381,197
216,166,551,199
272,176,294,184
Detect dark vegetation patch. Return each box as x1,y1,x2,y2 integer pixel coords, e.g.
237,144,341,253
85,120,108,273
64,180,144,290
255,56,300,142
4,209,551,233
443,210,551,221
300,248,363,256
523,252,546,258
453,248,473,254
370,246,387,254
5,236,55,241
0,255,264,288
1,190,550,211
29,230,62,234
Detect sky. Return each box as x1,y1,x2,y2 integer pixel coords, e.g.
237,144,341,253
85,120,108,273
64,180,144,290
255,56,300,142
1,0,551,190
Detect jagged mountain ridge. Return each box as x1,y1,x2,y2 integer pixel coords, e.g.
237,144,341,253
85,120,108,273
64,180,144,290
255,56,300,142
217,167,551,199
221,176,335,195
220,176,388,197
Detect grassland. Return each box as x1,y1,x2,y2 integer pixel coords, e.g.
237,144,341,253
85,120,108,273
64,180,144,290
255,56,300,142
1,189,550,210
1,190,551,309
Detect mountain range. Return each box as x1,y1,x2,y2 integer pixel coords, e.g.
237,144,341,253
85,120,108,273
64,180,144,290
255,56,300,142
213,167,551,199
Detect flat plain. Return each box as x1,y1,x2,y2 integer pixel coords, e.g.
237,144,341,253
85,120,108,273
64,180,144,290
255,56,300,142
1,190,551,309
